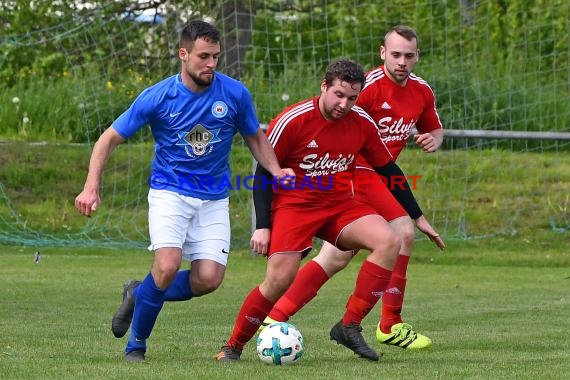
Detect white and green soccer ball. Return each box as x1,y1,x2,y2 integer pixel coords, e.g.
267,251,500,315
256,322,304,365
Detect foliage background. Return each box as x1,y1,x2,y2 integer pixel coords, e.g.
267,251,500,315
1,0,568,146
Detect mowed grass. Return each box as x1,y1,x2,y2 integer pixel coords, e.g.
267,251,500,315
1,238,569,380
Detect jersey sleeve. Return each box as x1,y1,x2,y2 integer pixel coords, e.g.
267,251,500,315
355,84,375,112
235,85,260,137
416,85,443,134
112,89,155,139
357,112,393,167
265,112,294,165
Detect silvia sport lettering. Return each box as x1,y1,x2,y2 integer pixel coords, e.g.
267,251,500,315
377,116,416,142
299,153,355,177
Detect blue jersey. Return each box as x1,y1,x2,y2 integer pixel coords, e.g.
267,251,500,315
112,73,259,200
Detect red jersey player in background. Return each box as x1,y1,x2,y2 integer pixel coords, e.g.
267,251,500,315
262,25,446,353
217,58,428,362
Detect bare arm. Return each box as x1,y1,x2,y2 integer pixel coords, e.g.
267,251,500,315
414,128,444,153
412,128,445,248
75,127,125,217
243,128,295,182
375,161,445,250
244,129,282,176
246,129,295,254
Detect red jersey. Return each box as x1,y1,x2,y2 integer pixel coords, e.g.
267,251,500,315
266,96,393,208
355,66,442,169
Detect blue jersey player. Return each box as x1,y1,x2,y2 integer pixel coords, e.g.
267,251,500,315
75,20,294,362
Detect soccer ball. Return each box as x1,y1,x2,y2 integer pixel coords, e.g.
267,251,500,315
256,322,304,365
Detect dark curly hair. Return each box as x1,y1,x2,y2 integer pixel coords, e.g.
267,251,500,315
323,58,366,90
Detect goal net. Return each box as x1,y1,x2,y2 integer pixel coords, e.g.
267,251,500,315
0,0,568,248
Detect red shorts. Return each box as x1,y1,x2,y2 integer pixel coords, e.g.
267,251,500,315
268,199,379,257
352,169,407,222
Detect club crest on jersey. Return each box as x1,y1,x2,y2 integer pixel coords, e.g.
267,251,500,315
176,124,221,157
211,101,228,118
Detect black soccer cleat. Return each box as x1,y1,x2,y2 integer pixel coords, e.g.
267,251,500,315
125,349,145,362
216,345,242,362
330,320,381,361
111,280,141,338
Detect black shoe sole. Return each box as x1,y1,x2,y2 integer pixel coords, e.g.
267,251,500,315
330,323,380,362
111,280,140,338
125,350,145,362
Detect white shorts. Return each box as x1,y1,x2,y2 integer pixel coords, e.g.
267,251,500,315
147,189,231,266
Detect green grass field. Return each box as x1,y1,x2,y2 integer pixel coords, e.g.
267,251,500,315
1,238,569,380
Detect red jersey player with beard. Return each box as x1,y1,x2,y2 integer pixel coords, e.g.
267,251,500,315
262,25,446,356
217,58,427,362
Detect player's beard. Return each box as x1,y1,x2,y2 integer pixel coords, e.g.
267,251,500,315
387,66,410,84
188,70,214,88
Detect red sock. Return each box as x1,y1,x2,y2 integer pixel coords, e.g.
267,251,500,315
342,260,392,325
226,286,274,349
380,254,410,333
269,260,329,321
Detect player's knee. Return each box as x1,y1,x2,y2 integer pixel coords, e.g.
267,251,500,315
390,217,415,251
398,222,416,249
152,248,182,287
314,250,350,275
157,261,180,276
373,227,401,257
152,262,180,288
263,271,296,298
386,231,402,254
194,278,222,295
191,271,225,295
368,231,400,269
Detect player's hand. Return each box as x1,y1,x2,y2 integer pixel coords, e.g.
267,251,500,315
415,215,445,251
414,132,443,153
75,189,100,218
274,168,296,187
250,228,271,255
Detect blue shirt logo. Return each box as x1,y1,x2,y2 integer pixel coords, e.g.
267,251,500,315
176,124,221,158
211,101,228,118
